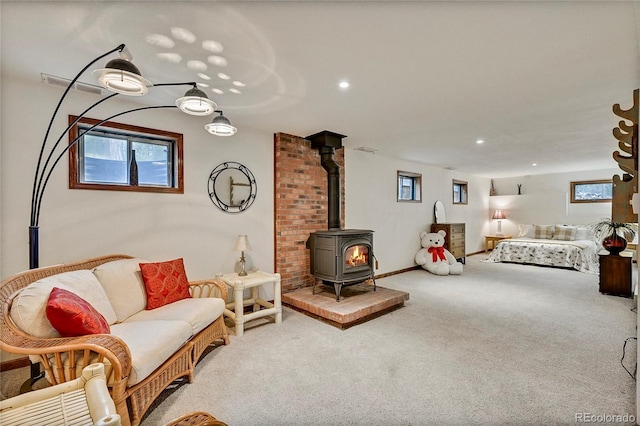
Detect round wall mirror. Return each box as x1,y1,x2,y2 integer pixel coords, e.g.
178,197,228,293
208,162,257,213
434,200,446,223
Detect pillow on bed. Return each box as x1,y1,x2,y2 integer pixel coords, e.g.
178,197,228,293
553,225,576,241
534,225,554,239
517,224,535,238
574,226,595,241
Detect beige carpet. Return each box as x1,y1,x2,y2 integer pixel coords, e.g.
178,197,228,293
3,254,637,425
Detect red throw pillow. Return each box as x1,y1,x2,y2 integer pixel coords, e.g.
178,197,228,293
139,258,192,310
46,287,110,337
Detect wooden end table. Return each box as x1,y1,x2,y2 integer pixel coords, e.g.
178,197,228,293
218,271,282,336
598,252,632,298
484,235,512,253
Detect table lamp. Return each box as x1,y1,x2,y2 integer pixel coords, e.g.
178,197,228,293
233,235,252,276
492,210,507,236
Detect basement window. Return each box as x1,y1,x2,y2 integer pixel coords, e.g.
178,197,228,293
68,116,183,193
397,171,422,202
453,180,468,204
570,179,612,203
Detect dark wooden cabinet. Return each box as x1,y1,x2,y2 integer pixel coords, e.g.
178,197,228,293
598,253,632,297
431,223,465,263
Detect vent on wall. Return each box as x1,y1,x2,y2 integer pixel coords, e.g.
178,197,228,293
354,146,378,154
41,73,106,96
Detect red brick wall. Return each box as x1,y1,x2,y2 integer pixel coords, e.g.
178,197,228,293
274,133,345,292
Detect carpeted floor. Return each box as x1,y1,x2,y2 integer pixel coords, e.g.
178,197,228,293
2,254,637,425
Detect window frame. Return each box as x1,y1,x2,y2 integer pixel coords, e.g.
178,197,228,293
68,116,184,194
397,171,422,203
570,179,613,203
452,179,468,205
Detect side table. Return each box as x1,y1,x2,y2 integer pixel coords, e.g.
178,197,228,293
218,271,282,336
598,252,632,298
485,235,512,253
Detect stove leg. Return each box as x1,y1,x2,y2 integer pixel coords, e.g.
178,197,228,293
334,282,343,302
372,275,377,291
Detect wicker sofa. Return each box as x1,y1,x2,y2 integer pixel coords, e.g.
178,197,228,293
0,254,230,426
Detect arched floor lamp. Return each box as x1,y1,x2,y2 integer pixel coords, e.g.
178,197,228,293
25,43,234,390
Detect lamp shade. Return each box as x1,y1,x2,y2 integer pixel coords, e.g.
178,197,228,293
92,58,151,96
233,235,252,252
205,110,237,136
491,210,506,220
175,87,217,116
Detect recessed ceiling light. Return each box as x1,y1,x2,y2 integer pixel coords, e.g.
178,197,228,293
532,163,538,167
198,73,211,80
339,81,350,89
217,73,231,80
476,139,485,144
229,88,242,94
198,82,209,88
211,88,224,95
232,81,246,87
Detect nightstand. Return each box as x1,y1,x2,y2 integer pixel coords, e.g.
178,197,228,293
484,235,512,253
598,253,632,298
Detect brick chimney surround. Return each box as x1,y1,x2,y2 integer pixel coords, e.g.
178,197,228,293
274,132,345,293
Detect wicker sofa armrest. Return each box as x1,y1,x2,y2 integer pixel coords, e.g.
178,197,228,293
0,330,131,385
188,279,228,301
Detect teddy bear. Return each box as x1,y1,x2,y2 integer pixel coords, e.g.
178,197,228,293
415,230,463,275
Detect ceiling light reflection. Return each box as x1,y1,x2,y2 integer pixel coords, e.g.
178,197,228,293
156,52,182,63
202,40,224,53
145,34,175,49
187,60,207,71
208,56,228,67
171,27,196,43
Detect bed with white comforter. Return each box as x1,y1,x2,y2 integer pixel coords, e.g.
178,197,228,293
484,224,600,274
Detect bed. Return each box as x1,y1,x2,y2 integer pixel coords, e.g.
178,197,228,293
485,224,600,274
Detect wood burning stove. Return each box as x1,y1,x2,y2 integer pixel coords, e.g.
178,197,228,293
308,229,375,301
306,131,376,301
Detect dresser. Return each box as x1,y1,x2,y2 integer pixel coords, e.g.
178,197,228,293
598,253,632,298
431,223,465,264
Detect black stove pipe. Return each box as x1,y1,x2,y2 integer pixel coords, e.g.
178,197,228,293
319,146,341,230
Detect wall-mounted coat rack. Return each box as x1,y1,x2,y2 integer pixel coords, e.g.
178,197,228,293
612,89,638,223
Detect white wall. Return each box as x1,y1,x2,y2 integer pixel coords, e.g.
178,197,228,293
344,148,491,274
1,77,275,280
489,169,619,236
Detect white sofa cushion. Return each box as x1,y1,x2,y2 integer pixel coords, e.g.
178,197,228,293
110,320,192,386
125,297,225,335
10,270,118,338
92,258,149,322
36,320,193,387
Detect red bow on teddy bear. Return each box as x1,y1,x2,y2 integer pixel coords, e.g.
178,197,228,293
428,246,447,262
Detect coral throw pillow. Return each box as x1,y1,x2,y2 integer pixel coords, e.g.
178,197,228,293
46,287,110,337
139,258,192,310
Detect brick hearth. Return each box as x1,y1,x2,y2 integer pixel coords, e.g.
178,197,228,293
282,282,409,330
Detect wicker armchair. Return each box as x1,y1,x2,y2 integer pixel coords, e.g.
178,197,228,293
0,255,229,426
0,363,121,426
164,411,228,426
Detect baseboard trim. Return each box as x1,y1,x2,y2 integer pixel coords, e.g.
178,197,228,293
374,265,421,279
1,357,30,372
